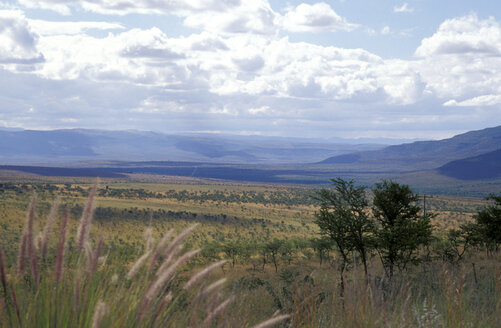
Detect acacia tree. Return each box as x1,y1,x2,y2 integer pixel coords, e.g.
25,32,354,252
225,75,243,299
314,178,374,291
372,180,433,279
310,237,333,266
266,239,283,272
473,194,501,251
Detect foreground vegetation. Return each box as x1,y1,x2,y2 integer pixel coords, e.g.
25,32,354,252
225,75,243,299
0,178,500,327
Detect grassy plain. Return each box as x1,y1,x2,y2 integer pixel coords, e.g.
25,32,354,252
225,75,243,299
0,175,487,252
0,174,500,327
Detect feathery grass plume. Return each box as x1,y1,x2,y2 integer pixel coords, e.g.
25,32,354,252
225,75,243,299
98,253,108,269
76,183,97,250
89,235,104,275
147,248,201,301
148,229,173,273
30,247,39,286
201,295,235,328
155,244,183,279
127,250,152,280
184,260,227,290
139,248,201,320
152,224,197,276
0,244,7,297
41,197,60,258
35,232,43,252
17,194,36,276
91,300,106,328
163,224,198,259
144,227,154,252
194,278,227,303
55,209,69,283
84,242,93,267
251,314,291,328
17,234,27,277
25,195,39,284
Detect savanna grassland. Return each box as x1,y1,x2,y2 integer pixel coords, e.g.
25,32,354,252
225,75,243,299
0,175,500,327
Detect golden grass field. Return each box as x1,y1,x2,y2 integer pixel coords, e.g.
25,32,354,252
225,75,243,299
0,175,488,249
1,174,500,327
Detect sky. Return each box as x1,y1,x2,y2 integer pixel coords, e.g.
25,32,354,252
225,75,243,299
0,0,501,140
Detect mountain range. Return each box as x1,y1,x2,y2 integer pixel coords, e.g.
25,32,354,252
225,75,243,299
319,125,501,174
0,129,387,164
0,126,500,182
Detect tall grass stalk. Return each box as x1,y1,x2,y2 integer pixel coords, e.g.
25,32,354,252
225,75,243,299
0,187,293,327
41,197,60,258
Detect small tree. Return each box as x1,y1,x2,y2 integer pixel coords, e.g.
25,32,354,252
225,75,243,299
474,194,501,251
266,239,283,272
314,178,374,291
372,180,433,279
222,241,240,268
310,237,333,266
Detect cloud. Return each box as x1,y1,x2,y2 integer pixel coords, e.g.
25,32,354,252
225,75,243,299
28,20,125,36
2,6,501,138
381,26,390,35
183,1,277,35
280,2,357,32
18,0,72,15
415,15,501,100
18,0,241,16
0,12,426,117
415,14,501,57
444,95,501,107
393,3,414,13
0,10,44,65
18,0,357,36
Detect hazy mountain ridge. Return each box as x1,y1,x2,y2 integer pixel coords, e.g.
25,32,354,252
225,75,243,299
319,125,501,172
0,129,387,164
438,148,501,180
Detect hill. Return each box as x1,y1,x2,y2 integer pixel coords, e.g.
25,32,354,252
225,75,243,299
437,148,501,180
319,125,501,172
0,129,387,164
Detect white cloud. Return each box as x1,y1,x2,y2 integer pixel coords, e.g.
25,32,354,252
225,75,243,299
18,0,357,36
415,15,501,100
381,26,390,35
444,95,501,107
2,6,501,138
280,2,357,32
0,10,43,64
28,20,125,36
18,0,72,15
18,0,241,16
248,106,269,115
416,14,501,57
0,14,424,112
183,0,277,35
393,3,414,13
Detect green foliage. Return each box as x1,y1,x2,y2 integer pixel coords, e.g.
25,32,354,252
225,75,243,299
372,180,433,278
314,178,374,276
474,194,501,250
265,239,283,273
310,237,333,266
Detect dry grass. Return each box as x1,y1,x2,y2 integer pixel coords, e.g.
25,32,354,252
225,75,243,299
0,188,291,328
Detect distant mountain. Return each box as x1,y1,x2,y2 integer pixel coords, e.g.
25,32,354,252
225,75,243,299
0,129,387,164
437,148,501,180
319,125,501,172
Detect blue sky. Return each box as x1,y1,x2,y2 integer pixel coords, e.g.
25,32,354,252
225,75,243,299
0,0,500,139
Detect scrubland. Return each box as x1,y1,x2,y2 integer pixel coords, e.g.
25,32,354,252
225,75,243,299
0,179,499,327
